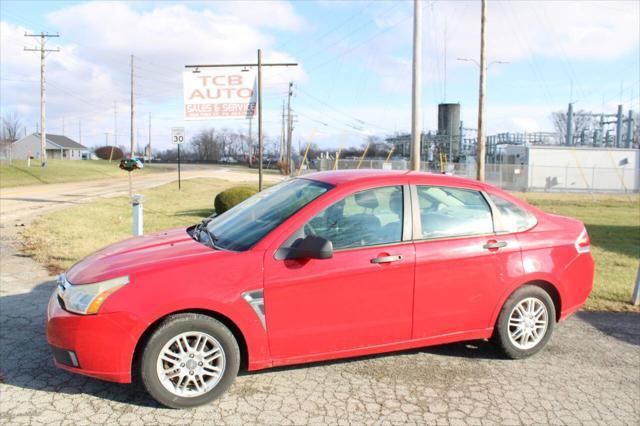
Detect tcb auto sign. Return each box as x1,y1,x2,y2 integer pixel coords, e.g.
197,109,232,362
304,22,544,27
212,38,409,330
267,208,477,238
183,67,257,120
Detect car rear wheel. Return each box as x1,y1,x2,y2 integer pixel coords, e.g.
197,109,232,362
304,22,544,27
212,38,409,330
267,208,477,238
140,313,240,408
493,285,556,359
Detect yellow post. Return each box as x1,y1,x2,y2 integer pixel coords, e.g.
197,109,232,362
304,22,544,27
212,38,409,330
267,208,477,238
297,129,316,176
385,146,395,163
298,142,311,176
357,141,370,169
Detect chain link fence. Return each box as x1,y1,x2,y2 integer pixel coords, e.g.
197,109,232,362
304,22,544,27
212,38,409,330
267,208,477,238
312,158,639,193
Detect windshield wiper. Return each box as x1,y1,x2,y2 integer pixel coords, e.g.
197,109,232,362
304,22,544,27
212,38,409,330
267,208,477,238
195,218,219,248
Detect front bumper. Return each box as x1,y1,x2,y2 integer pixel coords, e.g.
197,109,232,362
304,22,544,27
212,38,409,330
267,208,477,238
46,291,142,383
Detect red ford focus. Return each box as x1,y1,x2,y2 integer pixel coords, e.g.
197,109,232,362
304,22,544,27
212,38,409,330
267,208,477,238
47,170,594,408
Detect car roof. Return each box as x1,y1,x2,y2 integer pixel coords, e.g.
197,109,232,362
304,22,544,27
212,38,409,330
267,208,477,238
303,169,486,189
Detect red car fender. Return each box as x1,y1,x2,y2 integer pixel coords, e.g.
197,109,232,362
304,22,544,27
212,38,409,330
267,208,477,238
133,296,272,371
487,271,565,330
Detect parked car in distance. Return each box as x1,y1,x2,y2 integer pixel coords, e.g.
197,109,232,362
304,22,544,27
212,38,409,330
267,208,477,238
47,170,594,408
220,156,238,164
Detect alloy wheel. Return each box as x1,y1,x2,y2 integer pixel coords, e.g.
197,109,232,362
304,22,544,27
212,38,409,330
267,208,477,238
155,331,226,398
507,297,548,350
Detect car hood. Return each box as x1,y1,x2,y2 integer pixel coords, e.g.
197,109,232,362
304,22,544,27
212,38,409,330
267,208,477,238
66,227,217,284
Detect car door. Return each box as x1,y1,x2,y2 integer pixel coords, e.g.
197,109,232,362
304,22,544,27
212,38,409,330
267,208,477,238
411,185,522,339
263,185,415,361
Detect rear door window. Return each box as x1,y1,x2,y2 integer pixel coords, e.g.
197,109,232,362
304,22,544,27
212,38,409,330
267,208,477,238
416,186,494,239
488,194,537,233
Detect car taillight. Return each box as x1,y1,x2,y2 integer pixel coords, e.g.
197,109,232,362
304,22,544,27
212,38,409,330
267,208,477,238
575,228,590,253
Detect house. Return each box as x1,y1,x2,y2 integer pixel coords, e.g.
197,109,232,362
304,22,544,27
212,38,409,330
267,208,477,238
11,133,87,161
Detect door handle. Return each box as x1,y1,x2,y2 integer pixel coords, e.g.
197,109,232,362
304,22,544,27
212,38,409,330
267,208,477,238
483,241,507,250
371,255,403,264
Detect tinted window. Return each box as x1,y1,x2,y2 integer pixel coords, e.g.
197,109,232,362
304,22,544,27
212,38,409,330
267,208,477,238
207,178,332,251
417,186,493,238
296,186,404,250
489,194,537,232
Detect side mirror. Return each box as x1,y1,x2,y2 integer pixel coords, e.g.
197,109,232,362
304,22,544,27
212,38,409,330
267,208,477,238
276,235,333,261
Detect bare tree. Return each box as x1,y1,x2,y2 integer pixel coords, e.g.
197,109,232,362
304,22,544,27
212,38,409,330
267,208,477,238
551,110,597,143
1,112,22,164
2,112,21,142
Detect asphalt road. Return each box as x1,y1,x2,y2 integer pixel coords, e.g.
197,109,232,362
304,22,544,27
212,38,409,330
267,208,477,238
0,167,639,425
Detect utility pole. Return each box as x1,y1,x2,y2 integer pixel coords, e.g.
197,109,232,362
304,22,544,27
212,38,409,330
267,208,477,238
24,32,59,167
130,55,135,158
476,0,487,181
248,117,253,167
78,120,82,145
257,49,264,191
410,0,422,172
287,82,294,176
129,54,134,199
184,56,297,190
62,116,65,135
114,101,118,148
148,112,151,162
280,100,286,162
443,18,447,102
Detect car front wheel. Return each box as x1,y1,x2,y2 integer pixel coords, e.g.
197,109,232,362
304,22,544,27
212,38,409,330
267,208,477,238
493,285,556,359
140,313,240,408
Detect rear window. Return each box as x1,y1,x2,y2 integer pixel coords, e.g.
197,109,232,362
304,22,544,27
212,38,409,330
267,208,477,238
488,194,537,233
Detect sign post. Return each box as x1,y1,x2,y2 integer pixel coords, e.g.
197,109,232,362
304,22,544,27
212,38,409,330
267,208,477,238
171,127,185,190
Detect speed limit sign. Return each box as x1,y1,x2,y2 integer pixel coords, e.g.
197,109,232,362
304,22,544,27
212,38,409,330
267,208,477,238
171,127,185,144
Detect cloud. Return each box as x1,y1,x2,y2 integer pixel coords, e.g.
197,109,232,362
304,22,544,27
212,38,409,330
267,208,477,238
1,1,307,146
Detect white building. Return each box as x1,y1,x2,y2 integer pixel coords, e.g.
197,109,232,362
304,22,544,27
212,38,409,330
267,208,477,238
10,133,87,161
499,146,639,192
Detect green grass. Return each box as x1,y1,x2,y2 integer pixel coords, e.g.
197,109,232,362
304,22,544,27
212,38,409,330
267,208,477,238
21,178,251,273
20,181,640,312
0,159,165,188
518,192,639,312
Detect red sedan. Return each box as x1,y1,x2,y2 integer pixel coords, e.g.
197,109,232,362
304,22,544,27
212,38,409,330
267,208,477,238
47,170,594,408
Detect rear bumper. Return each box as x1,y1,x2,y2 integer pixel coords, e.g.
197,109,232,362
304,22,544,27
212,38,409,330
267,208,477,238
559,252,595,320
46,292,142,383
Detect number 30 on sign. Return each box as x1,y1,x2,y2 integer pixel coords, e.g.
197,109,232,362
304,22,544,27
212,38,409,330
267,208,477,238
171,127,185,145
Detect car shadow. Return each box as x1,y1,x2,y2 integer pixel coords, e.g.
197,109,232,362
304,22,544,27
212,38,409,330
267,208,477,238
575,310,640,346
1,280,508,408
242,339,505,377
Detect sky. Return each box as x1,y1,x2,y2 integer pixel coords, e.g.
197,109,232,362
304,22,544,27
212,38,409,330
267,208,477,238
1,0,639,151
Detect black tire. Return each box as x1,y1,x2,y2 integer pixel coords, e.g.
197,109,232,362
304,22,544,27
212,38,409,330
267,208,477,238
492,285,556,359
140,313,240,409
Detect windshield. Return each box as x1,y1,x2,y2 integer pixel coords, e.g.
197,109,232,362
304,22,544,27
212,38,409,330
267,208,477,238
206,178,332,251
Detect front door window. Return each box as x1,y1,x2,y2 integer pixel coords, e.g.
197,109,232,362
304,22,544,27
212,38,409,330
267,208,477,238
296,185,404,250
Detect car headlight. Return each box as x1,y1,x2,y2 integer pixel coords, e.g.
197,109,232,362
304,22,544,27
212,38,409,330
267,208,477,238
57,274,129,315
